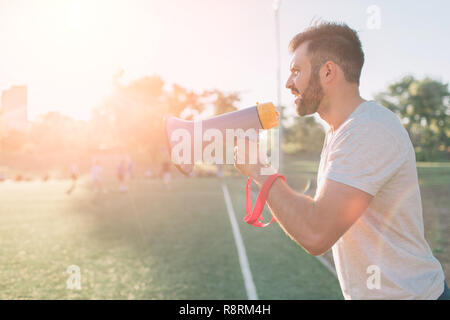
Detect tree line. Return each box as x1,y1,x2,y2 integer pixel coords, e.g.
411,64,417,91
0,74,448,173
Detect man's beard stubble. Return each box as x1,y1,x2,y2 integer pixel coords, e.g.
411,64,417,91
296,68,324,117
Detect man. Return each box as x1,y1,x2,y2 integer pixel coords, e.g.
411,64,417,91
126,155,134,180
91,159,105,194
66,164,79,195
234,22,447,299
117,159,129,192
161,161,171,190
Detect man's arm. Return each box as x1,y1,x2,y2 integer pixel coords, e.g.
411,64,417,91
234,138,373,256
248,172,372,256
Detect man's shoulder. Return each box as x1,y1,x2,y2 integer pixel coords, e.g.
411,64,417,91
340,101,409,143
363,101,402,126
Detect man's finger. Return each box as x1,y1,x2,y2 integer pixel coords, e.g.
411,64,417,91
235,137,259,165
234,146,245,165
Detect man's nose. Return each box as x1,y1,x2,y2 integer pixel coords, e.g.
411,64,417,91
285,77,293,89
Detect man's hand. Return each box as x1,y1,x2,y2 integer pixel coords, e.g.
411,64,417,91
233,138,276,180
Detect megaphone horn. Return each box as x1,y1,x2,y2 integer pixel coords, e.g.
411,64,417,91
165,102,279,175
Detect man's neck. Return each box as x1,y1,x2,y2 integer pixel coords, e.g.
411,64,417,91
317,85,365,132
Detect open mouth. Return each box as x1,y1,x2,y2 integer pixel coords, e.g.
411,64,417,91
292,91,302,104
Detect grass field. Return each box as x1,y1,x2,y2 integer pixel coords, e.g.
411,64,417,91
416,162,450,280
0,159,448,300
0,164,341,299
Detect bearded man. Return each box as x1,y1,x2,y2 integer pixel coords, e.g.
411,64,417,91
234,22,448,300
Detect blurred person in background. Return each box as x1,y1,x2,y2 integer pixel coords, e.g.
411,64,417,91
126,156,134,180
117,159,129,192
161,161,171,190
91,159,105,194
66,164,79,195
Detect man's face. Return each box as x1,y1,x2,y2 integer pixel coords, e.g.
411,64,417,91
285,42,324,116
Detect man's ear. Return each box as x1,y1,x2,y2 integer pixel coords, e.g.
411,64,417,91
321,61,336,84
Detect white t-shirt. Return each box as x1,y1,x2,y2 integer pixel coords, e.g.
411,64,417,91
315,100,445,300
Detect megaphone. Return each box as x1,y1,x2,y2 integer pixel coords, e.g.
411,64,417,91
165,102,279,175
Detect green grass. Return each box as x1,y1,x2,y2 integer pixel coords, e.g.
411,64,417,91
415,163,450,280
2,159,446,300
0,172,341,300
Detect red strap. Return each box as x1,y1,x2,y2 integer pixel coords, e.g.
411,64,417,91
244,173,286,227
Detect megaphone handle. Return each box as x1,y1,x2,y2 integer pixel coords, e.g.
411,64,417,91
244,173,286,227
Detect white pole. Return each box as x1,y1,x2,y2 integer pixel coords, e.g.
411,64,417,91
273,0,283,171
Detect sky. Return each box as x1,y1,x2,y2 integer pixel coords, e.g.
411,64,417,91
0,0,449,120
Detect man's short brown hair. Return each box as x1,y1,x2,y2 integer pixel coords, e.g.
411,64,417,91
289,22,364,84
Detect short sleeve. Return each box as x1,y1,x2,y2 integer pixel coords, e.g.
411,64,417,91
324,123,407,196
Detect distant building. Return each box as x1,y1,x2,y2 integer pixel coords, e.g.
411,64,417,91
0,85,30,133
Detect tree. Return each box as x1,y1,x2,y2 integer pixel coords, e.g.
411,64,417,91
91,75,168,157
375,76,450,161
283,115,326,156
93,75,210,162
91,73,243,164
202,89,239,116
30,112,79,153
167,84,204,119
0,129,28,153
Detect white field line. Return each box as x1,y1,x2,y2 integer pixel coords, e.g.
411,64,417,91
221,183,258,300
